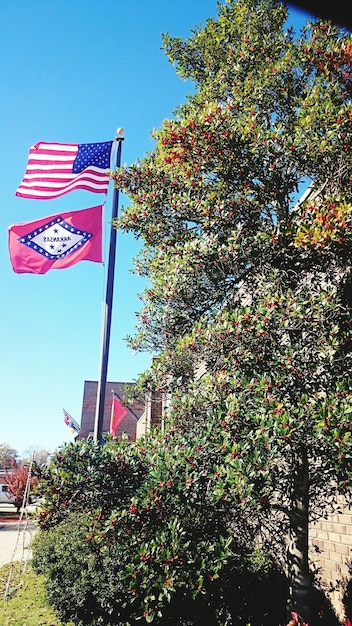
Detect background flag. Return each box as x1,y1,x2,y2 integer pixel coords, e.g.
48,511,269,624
16,141,113,199
8,204,103,274
109,393,129,438
63,409,80,435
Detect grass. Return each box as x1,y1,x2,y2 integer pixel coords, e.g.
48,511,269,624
0,562,73,626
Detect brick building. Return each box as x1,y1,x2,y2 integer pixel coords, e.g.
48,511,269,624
136,390,166,438
79,380,145,441
310,497,352,619
79,381,166,442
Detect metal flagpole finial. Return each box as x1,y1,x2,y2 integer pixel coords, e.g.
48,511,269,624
116,128,124,138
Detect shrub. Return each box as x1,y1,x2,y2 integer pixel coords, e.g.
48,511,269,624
33,513,287,626
32,438,288,625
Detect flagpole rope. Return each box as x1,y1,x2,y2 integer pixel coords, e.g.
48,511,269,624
4,455,36,600
101,198,109,303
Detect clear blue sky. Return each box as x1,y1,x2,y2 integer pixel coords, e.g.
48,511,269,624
0,1,309,456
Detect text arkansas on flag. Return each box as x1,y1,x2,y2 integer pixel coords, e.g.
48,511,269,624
8,205,103,274
16,141,113,200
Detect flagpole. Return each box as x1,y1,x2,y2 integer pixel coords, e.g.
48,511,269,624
93,130,124,442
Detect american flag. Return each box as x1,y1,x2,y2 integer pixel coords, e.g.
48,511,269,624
16,140,113,200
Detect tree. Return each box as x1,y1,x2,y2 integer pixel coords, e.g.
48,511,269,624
0,443,19,469
23,447,51,467
113,0,352,623
5,459,38,511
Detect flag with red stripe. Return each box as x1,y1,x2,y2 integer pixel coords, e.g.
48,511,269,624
16,141,113,200
109,394,129,438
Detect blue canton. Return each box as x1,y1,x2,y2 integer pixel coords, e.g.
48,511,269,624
73,141,113,173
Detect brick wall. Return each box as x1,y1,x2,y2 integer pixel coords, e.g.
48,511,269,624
310,497,352,620
79,380,145,441
136,391,164,439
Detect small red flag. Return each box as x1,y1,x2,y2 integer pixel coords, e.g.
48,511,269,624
8,204,103,274
109,394,129,438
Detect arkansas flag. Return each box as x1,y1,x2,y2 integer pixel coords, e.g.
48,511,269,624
16,141,113,199
8,205,103,274
109,394,129,438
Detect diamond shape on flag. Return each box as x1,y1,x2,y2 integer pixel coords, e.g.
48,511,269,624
18,216,93,260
